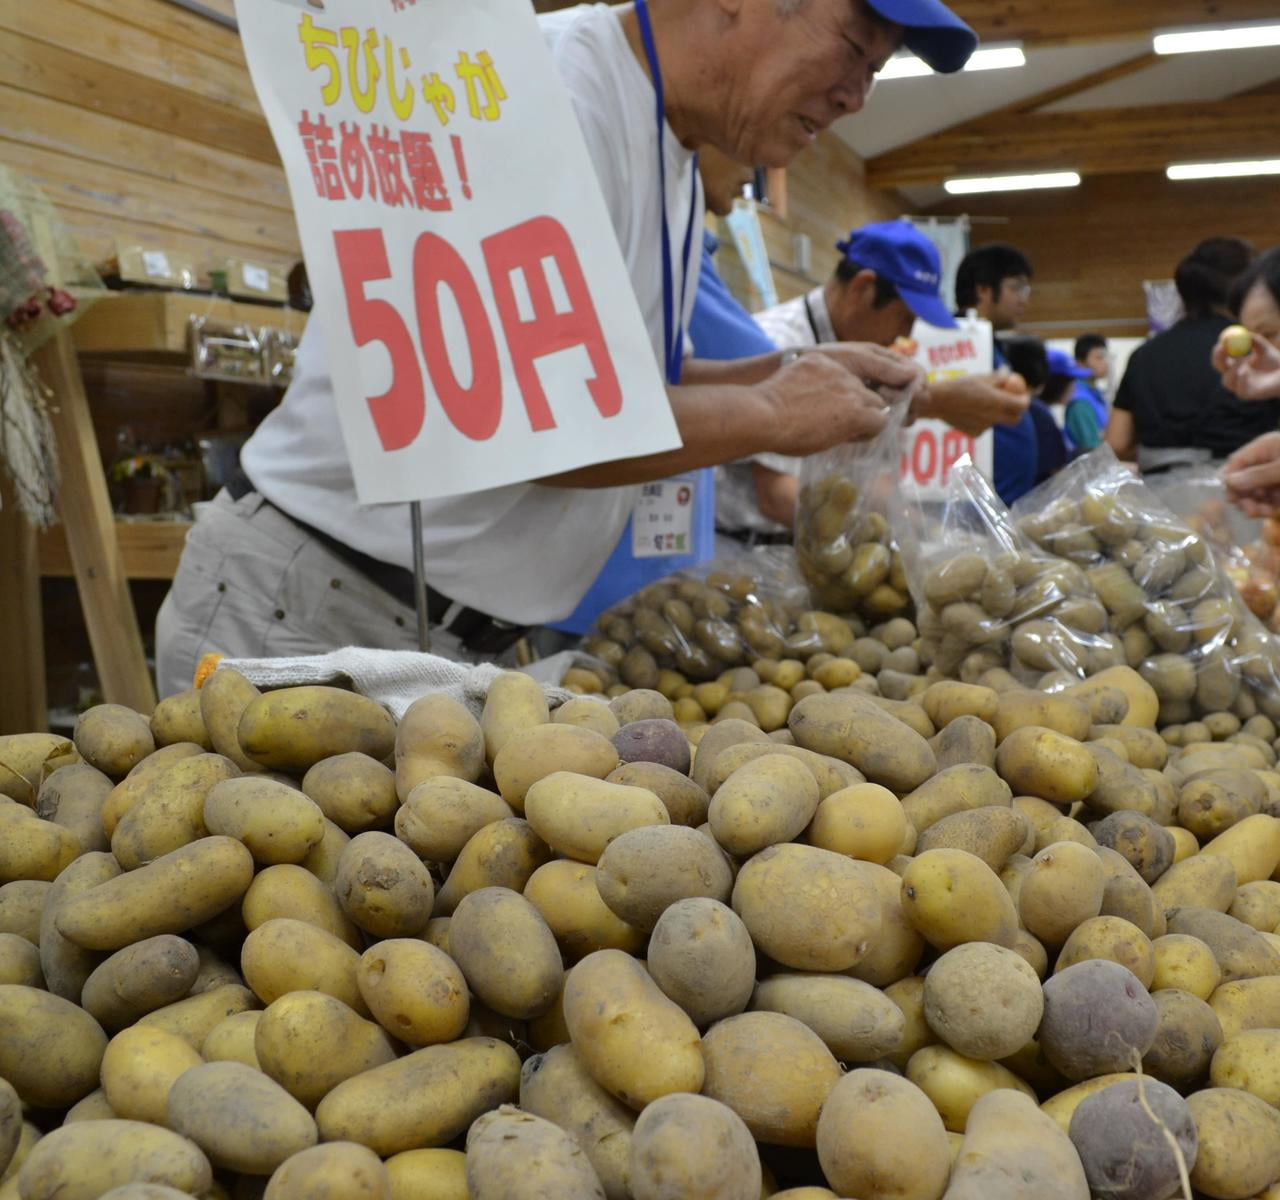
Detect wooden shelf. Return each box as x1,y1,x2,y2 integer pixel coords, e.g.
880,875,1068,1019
72,291,306,356
38,519,192,580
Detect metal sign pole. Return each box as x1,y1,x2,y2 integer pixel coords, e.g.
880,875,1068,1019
410,500,430,653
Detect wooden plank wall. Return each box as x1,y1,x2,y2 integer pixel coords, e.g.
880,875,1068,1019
928,171,1280,338
0,0,300,280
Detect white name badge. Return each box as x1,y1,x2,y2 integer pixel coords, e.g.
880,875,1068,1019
631,478,696,558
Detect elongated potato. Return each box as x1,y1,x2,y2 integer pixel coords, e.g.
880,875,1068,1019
395,778,514,862
237,686,395,774
524,860,645,961
789,691,937,793
1209,976,1280,1039
36,853,116,1003
701,742,862,804
136,983,259,1049
16,1120,211,1200
316,1037,520,1156
335,831,434,938
996,726,1099,805
1210,1028,1280,1107
564,950,704,1110
492,724,617,813
0,984,106,1107
905,1044,1035,1133
255,990,398,1108
242,864,361,947
607,762,710,828
434,818,551,915
752,973,905,1062
449,887,562,1020
241,917,367,1015
103,751,238,840
264,1141,391,1199
1201,813,1280,884
0,807,81,884
357,939,469,1047
628,1092,760,1200
847,860,926,987
992,690,1091,741
81,935,200,1030
57,837,254,951
525,772,668,864
900,764,1012,835
100,1026,203,1125
595,825,732,932
203,776,326,865
482,671,551,763
915,805,1028,872
1186,1088,1280,1200
199,668,267,773
466,1106,606,1199
302,752,398,835
1165,906,1280,983
901,849,1018,951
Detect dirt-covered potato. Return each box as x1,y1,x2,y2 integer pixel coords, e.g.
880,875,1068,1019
607,762,710,828
923,942,1042,1061
595,825,732,932
996,726,1100,805
1091,811,1175,884
1039,961,1157,1081
301,752,398,835
434,818,551,915
915,805,1029,873
1186,1088,1280,1200
34,763,112,854
264,1141,391,1199
466,1106,606,1199
1142,987,1222,1091
628,1092,761,1200
647,898,755,1028
900,764,1012,835
80,935,200,1031
1056,917,1155,988
1067,1078,1198,1200
930,715,996,770
448,888,561,1021
334,832,434,939
1164,906,1280,983
816,1069,950,1200
901,848,1018,951
751,973,903,1063
0,984,106,1108
1209,1028,1280,1108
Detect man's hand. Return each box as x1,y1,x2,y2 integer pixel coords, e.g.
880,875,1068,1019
913,369,1030,436
1223,431,1280,516
759,351,892,456
1212,330,1280,402
817,341,925,397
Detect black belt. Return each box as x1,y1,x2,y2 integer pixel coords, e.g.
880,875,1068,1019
224,477,529,657
716,525,792,547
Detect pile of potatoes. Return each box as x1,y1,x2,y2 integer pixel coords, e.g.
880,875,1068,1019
2,644,1280,1199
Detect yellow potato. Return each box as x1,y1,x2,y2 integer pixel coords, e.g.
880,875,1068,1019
607,761,711,827
385,1148,469,1200
0,934,41,988
0,733,73,803
264,1141,391,1200
995,726,1099,805
0,984,106,1108
564,949,704,1110
1209,976,1280,1039
553,697,621,737
915,804,1030,873
524,860,646,960
303,818,352,885
73,704,156,778
595,825,733,932
62,1089,115,1124
235,686,395,774
1064,666,1159,729
199,667,268,773
242,864,361,947
701,741,862,803
481,671,551,763
1202,813,1280,885
316,1037,521,1156
992,689,1091,742
806,782,907,866
301,752,398,834
1152,855,1238,913
901,849,1019,951
150,688,212,750
394,778,514,862
708,754,820,857
203,776,326,865
434,818,551,915
1186,1088,1280,1200
752,973,905,1063
136,984,259,1050
628,1092,760,1200
1168,824,1200,863
1210,1028,1280,1107
1151,934,1221,999
334,831,434,938
201,1010,262,1068
900,764,1012,834
0,879,51,944
100,1026,202,1125
34,762,112,853
254,990,398,1108
1018,842,1106,947
525,772,668,864
465,1106,607,1198
1055,916,1155,987
241,917,368,1015
0,807,81,884
81,935,201,1030
357,939,469,1047
846,861,926,988
492,724,617,813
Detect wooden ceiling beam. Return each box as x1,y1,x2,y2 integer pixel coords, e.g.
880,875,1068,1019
865,93,1280,187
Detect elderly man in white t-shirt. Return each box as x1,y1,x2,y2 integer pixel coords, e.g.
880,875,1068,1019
155,0,978,696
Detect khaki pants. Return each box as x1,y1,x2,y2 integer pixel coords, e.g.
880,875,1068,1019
155,491,475,700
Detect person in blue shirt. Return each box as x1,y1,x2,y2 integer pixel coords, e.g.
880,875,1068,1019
1049,347,1102,453
955,243,1037,505
1073,333,1110,432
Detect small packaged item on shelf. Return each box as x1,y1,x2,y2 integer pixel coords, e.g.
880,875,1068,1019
109,239,198,291
188,315,267,384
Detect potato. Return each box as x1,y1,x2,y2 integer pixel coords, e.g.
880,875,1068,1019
299,752,397,835
100,1026,202,1125
241,918,367,1014
901,849,1018,951
923,681,998,728
708,754,819,857
202,1010,262,1068
628,1093,760,1200
104,752,239,846
493,724,617,813
1151,934,1221,999
0,807,80,883
1019,842,1106,947
612,719,691,775
136,983,259,1049
202,776,325,866
847,861,926,987
817,1069,950,1200
1142,987,1222,1090
449,887,561,1020
993,690,1091,741
1201,813,1280,885
1056,916,1155,988
555,697,621,737
806,782,908,865
689,719,770,792
0,934,40,988
57,836,252,952
789,691,937,794
733,843,881,971
74,703,155,778
395,778,514,862
1231,879,1280,931
915,805,1028,873
150,688,211,750
647,898,755,1027
316,1037,520,1155
357,939,469,1047
900,764,1012,834
0,880,50,944
168,1060,317,1175
234,686,394,774
996,726,1099,805
1164,907,1280,983
607,762,710,828
0,983,105,1107
255,990,398,1108
905,1044,1035,1133
1210,1028,1280,1107
15,1121,211,1200
1039,961,1158,1081
701,1011,839,1146
465,1105,606,1198
519,1043,636,1200
34,763,112,853
482,671,551,763
1178,772,1263,841
564,950,704,1109
1091,811,1175,884
752,973,904,1062
1186,1088,1280,1200
930,714,997,771
1153,856,1239,914
333,831,434,938
264,1141,391,1199
434,818,550,914
1210,975,1280,1040
81,935,200,1030
923,942,1043,1061
384,1148,469,1200
947,1088,1090,1200
1067,1078,1198,1200
596,825,732,930
526,772,668,864
0,732,72,802
199,667,269,772
1065,666,1159,730
242,864,360,947
524,860,645,960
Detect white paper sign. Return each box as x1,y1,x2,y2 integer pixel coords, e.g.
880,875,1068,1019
235,0,680,504
900,316,995,501
631,477,697,558
142,250,171,279
242,263,271,293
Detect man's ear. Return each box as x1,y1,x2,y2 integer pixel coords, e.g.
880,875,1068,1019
716,0,746,18
848,269,879,305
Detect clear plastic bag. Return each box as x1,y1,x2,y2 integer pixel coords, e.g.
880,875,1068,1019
794,392,914,622
894,456,1111,683
1011,447,1280,724
582,546,862,685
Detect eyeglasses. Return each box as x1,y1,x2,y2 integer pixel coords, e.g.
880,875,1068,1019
1004,279,1032,299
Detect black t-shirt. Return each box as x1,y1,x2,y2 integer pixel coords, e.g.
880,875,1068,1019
1114,315,1280,457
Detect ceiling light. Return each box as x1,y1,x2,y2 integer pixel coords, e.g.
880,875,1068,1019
877,45,1025,81
1154,23,1280,53
1166,159,1280,180
943,172,1081,195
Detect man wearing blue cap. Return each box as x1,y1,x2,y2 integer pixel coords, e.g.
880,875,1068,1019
716,221,1028,542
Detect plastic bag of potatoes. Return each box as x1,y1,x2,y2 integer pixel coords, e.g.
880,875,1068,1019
893,456,1119,684
794,394,914,622
1013,447,1280,727
581,547,855,688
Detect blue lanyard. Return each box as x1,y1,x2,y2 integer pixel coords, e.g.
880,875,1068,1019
635,0,699,386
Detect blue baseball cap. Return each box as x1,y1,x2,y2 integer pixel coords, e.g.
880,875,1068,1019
837,221,957,329
1047,348,1093,379
866,0,978,74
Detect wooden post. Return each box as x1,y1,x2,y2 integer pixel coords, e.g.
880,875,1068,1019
34,330,157,715
0,476,46,734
